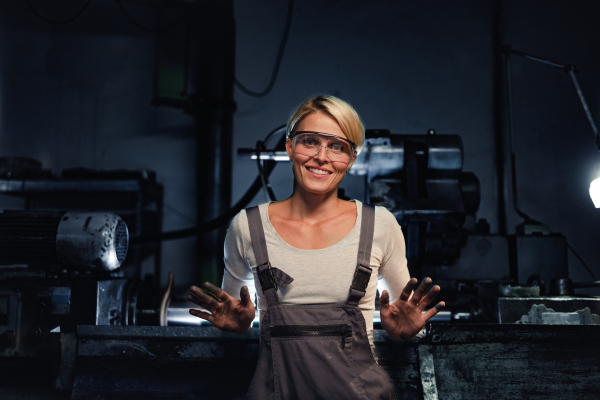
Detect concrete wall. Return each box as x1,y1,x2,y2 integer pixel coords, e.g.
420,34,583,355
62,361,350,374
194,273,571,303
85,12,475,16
0,0,599,295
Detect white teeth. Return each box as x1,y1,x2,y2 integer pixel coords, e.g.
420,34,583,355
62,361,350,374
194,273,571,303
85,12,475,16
307,167,330,175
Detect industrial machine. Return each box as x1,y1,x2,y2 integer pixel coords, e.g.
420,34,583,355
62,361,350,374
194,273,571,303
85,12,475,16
239,129,599,325
0,161,165,393
349,129,480,273
0,209,162,389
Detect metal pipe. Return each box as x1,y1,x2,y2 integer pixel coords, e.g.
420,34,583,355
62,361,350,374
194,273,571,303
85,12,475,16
192,1,236,285
492,0,508,235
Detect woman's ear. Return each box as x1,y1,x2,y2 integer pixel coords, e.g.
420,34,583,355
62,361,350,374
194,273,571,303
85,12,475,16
285,140,293,160
346,152,358,172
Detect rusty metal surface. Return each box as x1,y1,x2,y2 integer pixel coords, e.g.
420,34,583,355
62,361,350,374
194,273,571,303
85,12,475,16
77,326,261,360
74,326,424,399
427,323,600,344
4,324,600,399
374,331,423,399
433,341,599,400
427,324,600,400
77,325,260,341
73,326,261,399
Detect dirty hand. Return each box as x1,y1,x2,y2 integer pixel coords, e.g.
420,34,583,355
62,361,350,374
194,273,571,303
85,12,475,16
188,282,255,334
379,277,445,341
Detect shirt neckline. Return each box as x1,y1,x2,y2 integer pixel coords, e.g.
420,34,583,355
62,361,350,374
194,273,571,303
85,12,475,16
263,200,362,253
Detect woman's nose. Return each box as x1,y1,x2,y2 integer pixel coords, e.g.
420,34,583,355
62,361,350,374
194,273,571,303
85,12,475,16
314,146,329,161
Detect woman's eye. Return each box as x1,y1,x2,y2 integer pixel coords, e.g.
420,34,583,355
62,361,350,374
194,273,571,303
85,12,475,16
331,144,344,152
304,139,317,146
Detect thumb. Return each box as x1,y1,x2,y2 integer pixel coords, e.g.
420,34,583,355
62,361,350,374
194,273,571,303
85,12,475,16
240,285,251,307
379,290,390,310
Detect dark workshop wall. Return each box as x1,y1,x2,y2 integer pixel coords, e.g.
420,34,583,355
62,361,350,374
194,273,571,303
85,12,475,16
0,0,599,295
0,0,199,291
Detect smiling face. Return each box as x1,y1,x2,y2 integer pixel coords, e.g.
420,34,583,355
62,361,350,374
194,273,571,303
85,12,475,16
286,112,356,196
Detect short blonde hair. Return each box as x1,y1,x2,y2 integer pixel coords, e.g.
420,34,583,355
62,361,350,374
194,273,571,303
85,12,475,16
286,95,365,154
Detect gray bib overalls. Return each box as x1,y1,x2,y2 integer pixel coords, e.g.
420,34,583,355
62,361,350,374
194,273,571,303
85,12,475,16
245,204,397,400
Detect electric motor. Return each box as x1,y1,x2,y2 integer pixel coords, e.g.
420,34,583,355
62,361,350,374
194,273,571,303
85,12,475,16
0,210,128,271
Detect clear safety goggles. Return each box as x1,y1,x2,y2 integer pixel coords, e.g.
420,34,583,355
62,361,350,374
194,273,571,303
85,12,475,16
289,131,356,163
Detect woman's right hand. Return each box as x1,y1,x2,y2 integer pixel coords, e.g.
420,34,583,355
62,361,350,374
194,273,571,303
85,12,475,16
188,282,255,334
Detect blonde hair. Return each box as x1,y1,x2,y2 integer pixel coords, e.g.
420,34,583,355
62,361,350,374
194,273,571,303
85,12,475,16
286,95,365,154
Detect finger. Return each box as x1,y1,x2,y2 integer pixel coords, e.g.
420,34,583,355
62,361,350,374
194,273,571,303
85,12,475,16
189,308,213,322
189,285,217,300
204,282,231,301
187,287,205,305
417,285,441,310
188,285,204,297
422,301,445,321
187,289,219,310
240,285,252,308
379,290,390,309
411,277,432,304
399,278,418,301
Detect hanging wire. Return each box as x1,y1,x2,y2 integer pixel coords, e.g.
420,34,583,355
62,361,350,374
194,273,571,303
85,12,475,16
568,69,600,149
256,125,286,201
234,0,294,97
26,0,93,25
264,125,287,146
256,141,276,202
163,202,196,225
131,125,288,244
114,0,186,34
503,49,539,223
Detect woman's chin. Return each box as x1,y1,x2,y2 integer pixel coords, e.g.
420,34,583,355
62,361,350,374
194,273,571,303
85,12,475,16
291,167,346,196
296,180,340,196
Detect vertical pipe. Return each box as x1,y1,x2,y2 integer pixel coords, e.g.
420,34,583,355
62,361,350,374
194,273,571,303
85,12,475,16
192,1,236,285
492,0,508,235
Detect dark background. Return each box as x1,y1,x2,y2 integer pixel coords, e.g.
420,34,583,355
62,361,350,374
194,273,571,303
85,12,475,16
1,0,599,296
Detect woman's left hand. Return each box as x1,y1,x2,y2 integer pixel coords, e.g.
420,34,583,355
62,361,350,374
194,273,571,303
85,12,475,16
379,277,445,341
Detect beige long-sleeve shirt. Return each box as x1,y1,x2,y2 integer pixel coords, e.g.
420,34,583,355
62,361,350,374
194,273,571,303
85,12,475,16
221,200,410,350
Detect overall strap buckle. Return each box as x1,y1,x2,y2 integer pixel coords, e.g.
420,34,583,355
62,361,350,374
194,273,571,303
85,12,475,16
257,261,278,291
351,264,372,294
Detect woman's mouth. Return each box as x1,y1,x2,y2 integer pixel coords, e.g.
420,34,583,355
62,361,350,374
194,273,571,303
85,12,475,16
305,166,332,176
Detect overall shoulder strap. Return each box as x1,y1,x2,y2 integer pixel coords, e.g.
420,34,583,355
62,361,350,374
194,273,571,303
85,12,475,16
246,206,294,308
246,206,269,267
346,203,375,306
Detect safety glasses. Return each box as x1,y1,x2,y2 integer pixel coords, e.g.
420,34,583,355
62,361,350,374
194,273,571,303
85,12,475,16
289,131,356,163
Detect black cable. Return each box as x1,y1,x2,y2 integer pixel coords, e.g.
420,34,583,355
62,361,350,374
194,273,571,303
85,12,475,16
131,167,272,244
163,202,196,225
256,141,277,202
567,243,597,280
26,0,93,25
131,131,287,244
263,124,287,147
504,51,538,223
235,0,294,97
256,124,286,201
114,0,186,34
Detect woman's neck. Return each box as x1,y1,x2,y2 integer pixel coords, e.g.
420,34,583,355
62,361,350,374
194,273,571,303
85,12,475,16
285,184,344,223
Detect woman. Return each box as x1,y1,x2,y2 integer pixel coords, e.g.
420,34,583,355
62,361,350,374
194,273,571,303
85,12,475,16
188,95,444,399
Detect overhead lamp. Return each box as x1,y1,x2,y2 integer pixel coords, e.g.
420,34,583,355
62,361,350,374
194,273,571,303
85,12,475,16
503,46,600,210
590,178,600,208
